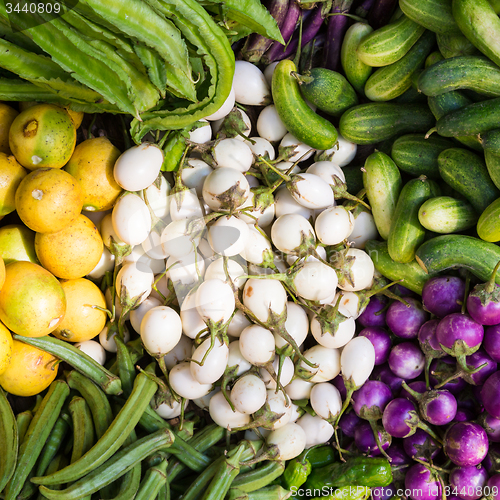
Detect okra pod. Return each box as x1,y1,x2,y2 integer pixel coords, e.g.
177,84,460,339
35,415,70,477
0,387,18,493
178,457,224,500
69,396,95,464
114,336,136,396
134,458,169,500
232,460,286,493
228,485,292,500
15,410,32,446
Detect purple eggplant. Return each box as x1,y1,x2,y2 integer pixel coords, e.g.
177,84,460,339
355,0,376,18
449,465,489,500
422,275,465,318
418,319,446,389
367,0,399,30
404,463,442,500
354,420,391,456
484,324,500,363
403,427,440,461
487,474,500,500
332,374,347,399
352,380,392,420
386,297,429,339
388,341,425,380
399,381,426,403
444,422,489,467
359,327,392,365
481,371,500,419
480,411,500,443
371,363,404,396
467,260,500,325
358,295,388,328
429,357,467,395
454,408,475,422
391,283,416,298
338,408,362,437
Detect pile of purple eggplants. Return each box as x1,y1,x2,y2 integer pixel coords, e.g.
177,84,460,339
331,266,500,500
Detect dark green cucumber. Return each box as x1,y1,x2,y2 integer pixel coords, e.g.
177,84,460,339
436,32,479,58
417,56,500,97
365,240,434,294
477,197,500,242
415,234,500,284
364,31,436,102
437,148,500,212
481,128,500,154
391,134,455,179
296,68,358,118
485,149,500,191
362,151,403,240
399,0,460,34
425,51,445,67
356,15,426,67
418,196,478,233
452,0,500,68
387,176,435,263
392,84,428,104
338,103,435,145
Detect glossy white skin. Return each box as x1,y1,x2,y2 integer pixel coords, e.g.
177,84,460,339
337,248,375,292
213,138,254,173
130,296,162,333
99,213,127,249
264,61,279,87
320,134,357,166
202,167,250,211
180,290,207,340
238,192,276,227
280,133,315,162
87,247,115,280
260,355,294,390
310,315,356,349
274,302,309,350
140,306,183,356
115,261,154,306
204,87,235,121
169,190,204,221
244,137,276,161
155,399,183,419
285,378,314,400
265,389,293,430
195,278,235,325
334,291,362,319
275,161,301,175
271,214,315,254
266,423,307,460
181,159,213,197
75,340,106,365
310,383,342,420
233,60,271,106
112,193,152,246
204,258,247,289
124,245,165,275
197,236,215,260
300,345,341,383
314,206,355,246
208,216,250,257
98,325,131,353
256,105,288,143
113,142,163,191
293,261,339,301
274,188,314,220
189,119,212,144
142,230,168,260
242,278,287,323
161,219,201,259
166,250,205,286
239,324,275,366
230,374,267,414
193,388,220,410
239,225,272,265
306,161,346,185
289,403,301,424
164,334,192,370
348,211,379,249
190,337,229,384
289,173,334,210
296,413,334,449
341,336,375,388
227,340,252,376
169,362,213,399
211,108,252,139
143,175,171,220
209,391,251,430
227,310,252,339
245,173,261,189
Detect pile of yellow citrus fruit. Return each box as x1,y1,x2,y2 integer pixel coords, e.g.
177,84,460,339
0,102,123,397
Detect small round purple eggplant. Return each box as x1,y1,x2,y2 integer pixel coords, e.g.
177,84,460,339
359,327,392,365
352,380,392,421
422,275,465,318
338,409,362,438
463,349,498,385
480,411,500,443
467,260,500,325
403,427,440,461
388,342,425,380
382,398,419,438
449,464,488,500
418,319,446,388
358,295,388,327
483,324,500,362
354,421,391,456
386,439,411,465
454,408,475,422
399,381,426,402
429,357,467,395
481,371,500,419
332,375,347,399
371,363,404,396
405,463,442,500
487,474,500,500
444,422,489,467
386,297,429,339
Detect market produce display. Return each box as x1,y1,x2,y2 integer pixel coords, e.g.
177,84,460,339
3,0,500,499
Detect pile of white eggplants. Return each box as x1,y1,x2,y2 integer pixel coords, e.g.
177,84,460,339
79,60,381,462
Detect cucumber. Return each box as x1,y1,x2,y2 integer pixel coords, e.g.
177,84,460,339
425,51,445,67
391,85,427,104
452,0,500,68
481,128,500,154
340,23,373,95
477,197,500,242
387,176,435,263
417,56,500,97
339,103,435,145
356,15,426,67
436,32,479,58
365,240,433,294
418,196,478,233
399,0,460,34
362,151,403,240
485,149,500,191
390,134,455,179
437,148,500,213
271,60,338,150
415,234,500,284
296,68,358,118
364,31,436,102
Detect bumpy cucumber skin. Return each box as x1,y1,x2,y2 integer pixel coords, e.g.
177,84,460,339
271,60,338,150
481,128,500,154
418,196,478,233
477,197,500,242
436,32,479,58
485,149,500,191
399,0,461,34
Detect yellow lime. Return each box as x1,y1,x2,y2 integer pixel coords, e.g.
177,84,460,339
0,103,19,155
0,322,13,375
0,152,27,216
0,224,38,265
